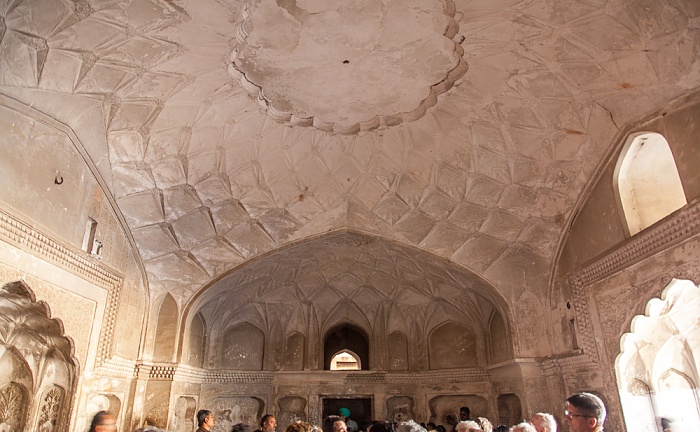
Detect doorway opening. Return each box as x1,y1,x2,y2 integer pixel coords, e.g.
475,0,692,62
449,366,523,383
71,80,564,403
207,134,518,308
323,397,372,427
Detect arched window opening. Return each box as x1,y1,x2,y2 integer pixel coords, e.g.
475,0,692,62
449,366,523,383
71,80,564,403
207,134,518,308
323,325,369,370
615,279,700,432
330,350,361,370
615,132,686,235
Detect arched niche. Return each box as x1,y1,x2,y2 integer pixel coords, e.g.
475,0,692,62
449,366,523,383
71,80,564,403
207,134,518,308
278,395,307,427
488,311,512,364
614,132,687,235
387,396,414,422
187,312,206,368
428,322,478,369
496,394,522,427
221,322,265,370
615,279,700,432
324,325,369,370
387,331,408,371
428,395,488,426
35,385,65,432
153,294,179,362
173,396,197,432
284,332,305,370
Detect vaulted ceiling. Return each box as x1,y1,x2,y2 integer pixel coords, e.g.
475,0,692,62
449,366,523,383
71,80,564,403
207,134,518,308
2,0,699,312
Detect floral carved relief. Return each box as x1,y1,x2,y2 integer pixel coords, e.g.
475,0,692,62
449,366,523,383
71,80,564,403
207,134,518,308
38,386,64,432
0,383,27,431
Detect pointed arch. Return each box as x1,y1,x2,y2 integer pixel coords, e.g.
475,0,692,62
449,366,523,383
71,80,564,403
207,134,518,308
614,132,687,235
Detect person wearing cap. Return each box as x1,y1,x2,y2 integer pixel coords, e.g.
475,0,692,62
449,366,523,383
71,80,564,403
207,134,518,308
339,408,359,432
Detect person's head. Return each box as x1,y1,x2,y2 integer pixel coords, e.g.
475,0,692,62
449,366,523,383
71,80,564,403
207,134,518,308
456,421,481,432
233,423,252,432
261,414,277,432
132,427,166,432
198,410,215,429
565,393,606,432
396,420,426,432
531,413,556,432
324,415,348,432
476,418,492,432
339,408,351,420
426,423,436,431
89,411,117,432
495,426,508,432
509,423,536,432
436,425,447,432
370,421,397,432
459,408,471,421
286,421,313,432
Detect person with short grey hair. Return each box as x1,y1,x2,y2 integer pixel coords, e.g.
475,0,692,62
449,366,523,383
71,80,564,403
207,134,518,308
509,423,536,432
397,420,426,432
531,413,556,432
456,421,482,432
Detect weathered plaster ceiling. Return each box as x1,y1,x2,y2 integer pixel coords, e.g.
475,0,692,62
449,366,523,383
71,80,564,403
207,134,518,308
1,0,699,311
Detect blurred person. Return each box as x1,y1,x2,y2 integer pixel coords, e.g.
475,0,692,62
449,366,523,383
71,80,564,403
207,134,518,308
323,415,348,432
340,408,359,432
509,423,536,432
456,421,482,432
89,411,117,432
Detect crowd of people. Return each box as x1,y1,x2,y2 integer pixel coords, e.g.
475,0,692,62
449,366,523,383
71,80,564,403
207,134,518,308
87,392,607,432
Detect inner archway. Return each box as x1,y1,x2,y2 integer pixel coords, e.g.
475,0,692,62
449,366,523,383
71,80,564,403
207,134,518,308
616,279,700,432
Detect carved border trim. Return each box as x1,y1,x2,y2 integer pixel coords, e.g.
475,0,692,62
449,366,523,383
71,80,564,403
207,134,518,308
567,200,700,363
0,208,123,366
570,200,700,288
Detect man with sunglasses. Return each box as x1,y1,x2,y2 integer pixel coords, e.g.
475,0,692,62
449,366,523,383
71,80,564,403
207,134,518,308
564,393,606,432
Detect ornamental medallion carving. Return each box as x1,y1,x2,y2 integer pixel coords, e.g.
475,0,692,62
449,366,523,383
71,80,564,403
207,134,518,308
229,0,467,133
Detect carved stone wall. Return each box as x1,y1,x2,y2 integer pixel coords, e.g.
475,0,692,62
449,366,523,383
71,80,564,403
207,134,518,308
0,282,77,432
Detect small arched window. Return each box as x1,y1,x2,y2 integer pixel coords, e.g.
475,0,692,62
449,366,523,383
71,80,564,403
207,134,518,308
329,350,361,370
614,132,686,235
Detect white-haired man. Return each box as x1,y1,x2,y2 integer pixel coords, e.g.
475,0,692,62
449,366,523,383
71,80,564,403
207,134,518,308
531,413,556,432
456,421,482,432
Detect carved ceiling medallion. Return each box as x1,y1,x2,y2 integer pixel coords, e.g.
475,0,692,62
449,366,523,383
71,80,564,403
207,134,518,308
229,0,467,134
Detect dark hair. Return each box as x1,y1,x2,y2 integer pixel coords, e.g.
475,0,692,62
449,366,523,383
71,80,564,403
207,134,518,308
323,415,346,432
370,421,397,432
261,415,276,428
566,392,606,425
89,411,113,432
234,423,252,432
198,410,212,427
459,408,470,418
426,424,435,429
436,426,446,432
494,426,508,432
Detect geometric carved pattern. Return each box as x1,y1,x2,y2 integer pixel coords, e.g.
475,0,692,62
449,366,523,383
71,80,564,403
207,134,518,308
0,208,123,366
